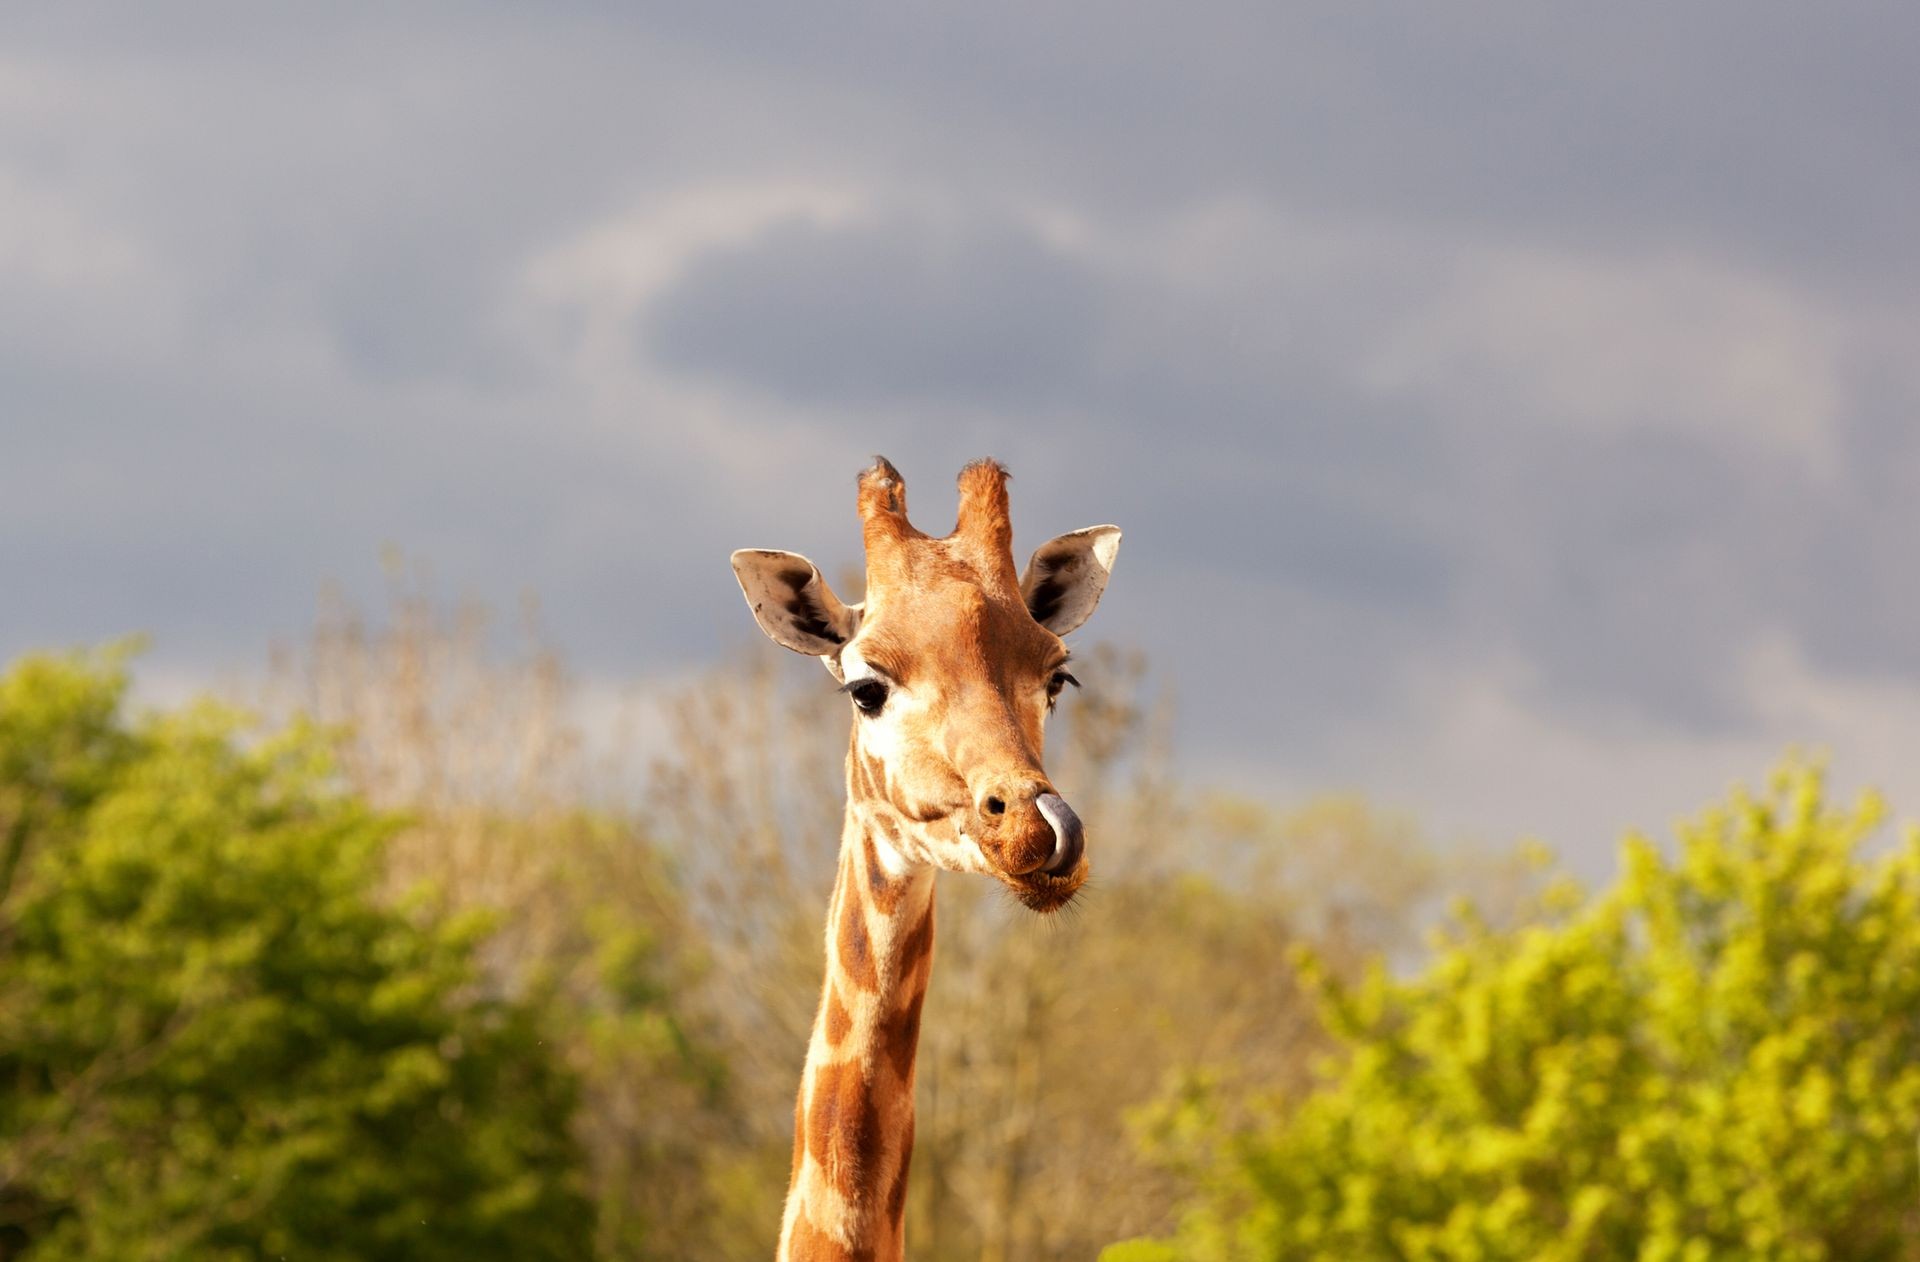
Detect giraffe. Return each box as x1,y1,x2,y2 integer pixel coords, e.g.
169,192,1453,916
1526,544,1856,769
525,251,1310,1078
730,456,1122,1261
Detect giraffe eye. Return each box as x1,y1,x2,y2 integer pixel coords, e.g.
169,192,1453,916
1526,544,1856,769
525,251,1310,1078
1046,670,1080,708
848,679,889,714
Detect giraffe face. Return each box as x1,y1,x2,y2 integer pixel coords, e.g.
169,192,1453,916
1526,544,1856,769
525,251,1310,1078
732,458,1121,913
836,573,1081,908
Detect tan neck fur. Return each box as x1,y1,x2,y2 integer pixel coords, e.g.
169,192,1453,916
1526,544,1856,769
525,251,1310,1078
777,771,937,1261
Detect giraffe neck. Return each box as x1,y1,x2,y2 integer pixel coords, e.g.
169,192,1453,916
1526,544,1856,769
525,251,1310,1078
778,795,936,1261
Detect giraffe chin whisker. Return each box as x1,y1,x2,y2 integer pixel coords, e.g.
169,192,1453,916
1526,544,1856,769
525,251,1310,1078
1005,864,1086,914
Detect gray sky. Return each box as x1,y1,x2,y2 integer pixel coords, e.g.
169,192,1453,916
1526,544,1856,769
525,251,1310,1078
8,3,1919,874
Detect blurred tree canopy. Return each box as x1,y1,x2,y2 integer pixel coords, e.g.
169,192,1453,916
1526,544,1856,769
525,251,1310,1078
1107,765,1920,1262
19,580,1894,1261
0,649,592,1261
265,581,749,1259
260,576,1480,1259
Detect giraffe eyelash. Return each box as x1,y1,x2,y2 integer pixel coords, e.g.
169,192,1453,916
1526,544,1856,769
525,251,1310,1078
839,676,891,715
835,669,895,695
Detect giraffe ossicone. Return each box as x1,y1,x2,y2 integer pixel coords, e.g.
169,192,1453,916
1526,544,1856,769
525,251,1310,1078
730,457,1122,1261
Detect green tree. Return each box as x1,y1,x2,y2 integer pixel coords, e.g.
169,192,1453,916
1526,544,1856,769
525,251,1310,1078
0,649,593,1261
267,580,742,1259
1109,765,1920,1262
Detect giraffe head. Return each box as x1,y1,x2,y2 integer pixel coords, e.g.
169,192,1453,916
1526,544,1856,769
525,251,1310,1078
733,457,1121,912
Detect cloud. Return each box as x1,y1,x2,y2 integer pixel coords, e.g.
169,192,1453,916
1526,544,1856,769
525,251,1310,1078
1359,248,1846,467
638,2,1920,292
1321,632,1920,879
643,211,1107,407
5,2,1920,864
619,190,1895,740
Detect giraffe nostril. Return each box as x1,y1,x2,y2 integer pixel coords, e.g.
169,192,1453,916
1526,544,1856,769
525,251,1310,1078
984,796,1006,816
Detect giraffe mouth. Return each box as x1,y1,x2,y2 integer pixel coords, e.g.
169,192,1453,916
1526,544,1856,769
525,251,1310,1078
1009,865,1084,912
1007,795,1087,912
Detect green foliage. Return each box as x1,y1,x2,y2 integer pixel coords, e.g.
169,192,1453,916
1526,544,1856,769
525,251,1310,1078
1111,765,1920,1262
27,624,1904,1262
0,650,592,1261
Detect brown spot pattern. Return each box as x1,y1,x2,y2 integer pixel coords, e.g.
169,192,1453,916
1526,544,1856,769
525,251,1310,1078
825,987,852,1047
851,750,892,803
837,890,878,991
887,1115,915,1225
863,753,889,801
805,1060,884,1203
862,829,904,913
882,985,926,1081
896,901,934,972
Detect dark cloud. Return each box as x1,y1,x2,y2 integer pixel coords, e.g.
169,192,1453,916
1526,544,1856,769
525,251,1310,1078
1458,430,1794,733
637,2,1919,292
1795,397,1920,679
4,1,1920,864
645,215,1106,407
640,207,1462,616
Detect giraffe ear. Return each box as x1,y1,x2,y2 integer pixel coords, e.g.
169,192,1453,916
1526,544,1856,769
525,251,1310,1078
731,549,863,656
1020,525,1121,635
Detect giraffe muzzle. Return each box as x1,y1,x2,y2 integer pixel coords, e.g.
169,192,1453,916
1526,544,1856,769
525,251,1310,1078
1034,792,1084,875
